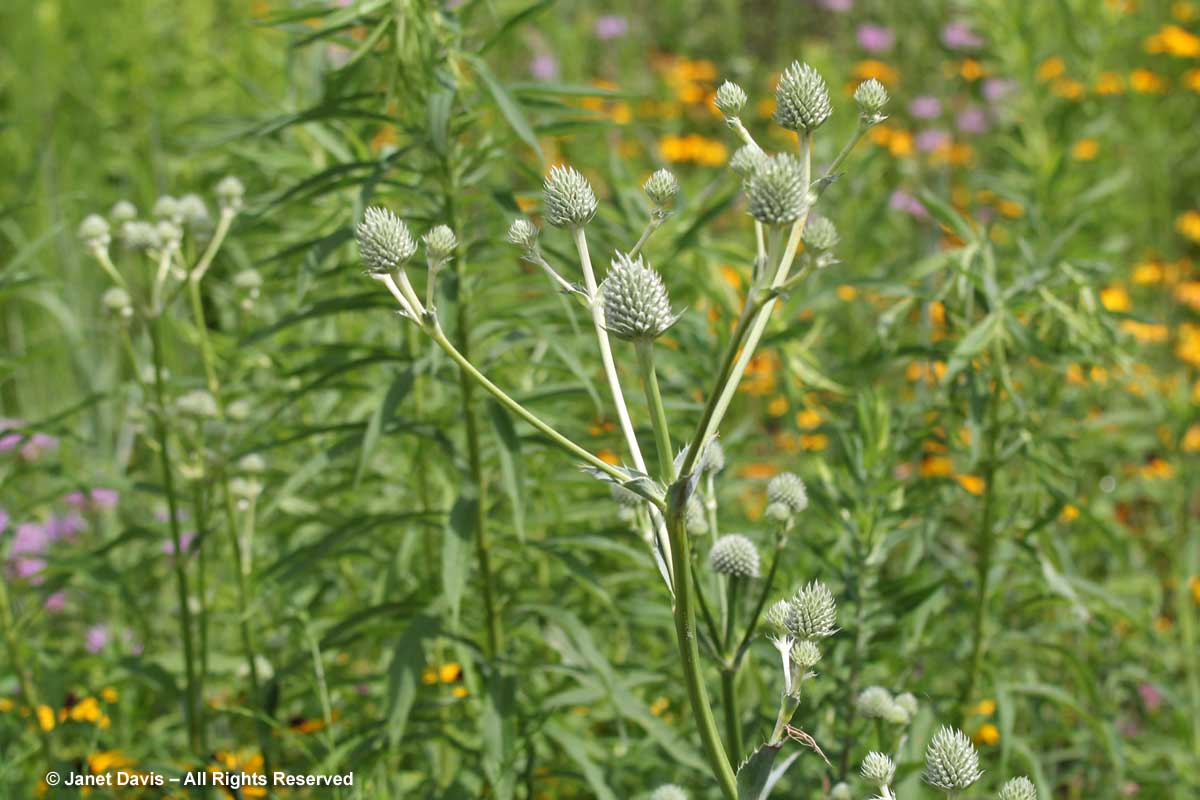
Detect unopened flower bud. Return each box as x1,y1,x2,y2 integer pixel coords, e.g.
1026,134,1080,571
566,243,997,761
998,776,1037,800
643,168,679,207
774,61,832,133
709,533,760,578
715,80,748,116
789,581,837,639
854,78,889,126
599,252,679,341
357,207,417,274
767,472,808,514
110,200,138,224
922,727,983,792
543,165,597,228
860,752,895,788
698,439,725,473
423,225,457,262
747,154,807,225
829,783,853,800
791,639,822,669
507,218,540,253
156,220,182,250
803,216,839,252
215,175,245,213
764,599,791,632
78,214,111,251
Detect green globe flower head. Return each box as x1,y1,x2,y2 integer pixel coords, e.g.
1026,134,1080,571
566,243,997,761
120,220,160,251
506,218,540,253
423,224,458,262
101,286,132,317
78,214,111,250
767,472,808,514
178,193,211,229
644,168,680,207
215,175,245,213
791,639,822,670
109,200,138,224
857,686,895,719
715,80,748,116
788,581,837,639
829,783,853,800
764,598,792,633
746,154,808,225
543,165,597,228
922,726,983,792
599,252,680,341
729,144,768,178
998,776,1037,800
854,78,889,126
153,195,180,221
774,61,832,133
649,785,688,800
803,216,839,252
894,691,919,719
357,207,417,274
860,752,895,788
709,534,760,578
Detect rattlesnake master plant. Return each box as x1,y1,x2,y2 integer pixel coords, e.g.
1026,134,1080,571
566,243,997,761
353,59,1032,800
922,726,984,793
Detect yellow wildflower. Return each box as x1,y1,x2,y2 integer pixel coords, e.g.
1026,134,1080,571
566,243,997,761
650,696,669,715
1177,210,1200,242
597,448,620,465
973,723,1000,746
1071,139,1100,160
1120,320,1169,343
1132,260,1164,284
100,687,119,704
955,474,986,495
37,704,55,732
1036,57,1066,82
439,663,463,683
920,456,954,477
853,60,900,86
89,751,133,774
1175,281,1200,309
800,433,828,451
959,58,985,81
1184,425,1200,452
1176,2,1198,21
1184,68,1200,91
837,285,858,301
1100,285,1132,312
1061,504,1080,522
1052,77,1085,100
974,698,997,716
1130,69,1168,93
1146,24,1200,57
796,409,821,429
1094,71,1125,95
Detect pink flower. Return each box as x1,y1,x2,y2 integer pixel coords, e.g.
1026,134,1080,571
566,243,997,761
87,624,110,653
856,24,894,54
19,432,58,462
916,129,951,152
594,15,628,40
11,522,50,556
11,557,47,582
44,591,67,613
909,96,942,119
942,21,983,50
956,105,989,134
0,418,23,453
66,488,119,512
0,508,8,535
818,0,852,10
889,190,929,219
46,513,85,541
982,77,1016,103
530,53,559,81
1138,682,1163,712
162,531,197,556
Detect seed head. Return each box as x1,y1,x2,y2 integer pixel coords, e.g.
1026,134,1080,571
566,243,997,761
854,78,890,126
216,175,245,213
922,726,983,792
153,195,180,221
715,80,748,116
599,252,679,341
857,686,896,719
506,218,540,253
110,200,138,224
649,785,688,800
78,214,111,251
101,287,132,317
709,534,760,578
791,639,822,669
357,207,417,274
998,776,1037,800
423,225,458,262
767,472,808,514
803,216,839,252
788,581,837,639
643,168,680,207
860,752,895,788
746,154,808,225
774,61,832,133
729,144,768,178
543,165,597,228
178,194,211,229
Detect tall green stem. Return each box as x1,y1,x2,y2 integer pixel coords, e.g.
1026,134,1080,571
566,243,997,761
720,668,744,763
634,341,674,481
148,317,200,752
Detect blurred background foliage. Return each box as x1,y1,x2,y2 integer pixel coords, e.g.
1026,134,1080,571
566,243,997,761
2,0,1199,798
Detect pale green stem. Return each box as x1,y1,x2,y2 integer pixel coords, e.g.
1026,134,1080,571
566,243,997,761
629,217,662,259
92,247,128,289
190,208,235,284
634,340,675,481
187,279,219,396
769,693,801,745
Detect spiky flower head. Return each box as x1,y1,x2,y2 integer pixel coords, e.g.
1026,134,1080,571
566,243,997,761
894,691,919,719
791,639,822,669
543,165,597,228
998,776,1037,800
803,217,839,252
767,472,808,514
156,220,182,250
860,752,896,788
922,727,983,792
78,214,111,251
120,221,160,251
153,195,180,221
649,785,688,800
882,699,912,725
110,200,138,224
215,175,245,213
178,194,210,229
854,78,889,126
423,225,457,262
746,154,808,225
764,599,792,632
506,218,540,253
357,207,417,274
729,144,768,178
715,81,748,116
101,287,132,317
600,252,679,341
709,534,760,578
788,581,837,639
699,438,725,473
644,169,680,208
856,686,896,719
774,61,832,133
829,783,853,800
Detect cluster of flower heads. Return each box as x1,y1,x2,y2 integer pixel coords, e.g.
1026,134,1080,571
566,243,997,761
0,418,59,463
856,685,919,726
764,577,837,698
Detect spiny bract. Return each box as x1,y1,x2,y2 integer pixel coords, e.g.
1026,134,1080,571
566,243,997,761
774,61,832,133
599,252,678,341
506,218,539,251
709,534,760,578
714,80,748,116
922,726,983,792
643,168,680,207
803,216,839,251
357,207,417,274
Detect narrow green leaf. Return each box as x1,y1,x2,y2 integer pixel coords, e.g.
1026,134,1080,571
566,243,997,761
487,400,527,542
355,370,414,487
737,742,782,800
443,496,476,624
385,612,439,747
466,55,544,161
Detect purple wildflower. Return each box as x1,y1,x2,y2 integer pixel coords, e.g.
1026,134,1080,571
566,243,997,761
20,433,58,462
916,129,951,152
162,531,197,556
11,522,50,556
65,488,119,512
942,21,983,50
956,105,989,134
530,53,559,81
87,624,110,653
818,0,852,10
0,419,22,453
1138,683,1163,712
982,77,1017,103
46,513,85,541
0,508,8,535
889,190,929,220
12,557,47,581
856,23,894,54
44,591,67,613
909,96,942,119
594,15,628,40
